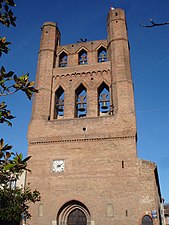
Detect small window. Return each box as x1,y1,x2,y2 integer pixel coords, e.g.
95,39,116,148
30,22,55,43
59,52,68,67
75,84,87,118
98,46,107,63
79,49,87,65
54,86,64,119
98,82,110,116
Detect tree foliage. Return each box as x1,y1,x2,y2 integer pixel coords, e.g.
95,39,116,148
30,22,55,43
0,1,40,224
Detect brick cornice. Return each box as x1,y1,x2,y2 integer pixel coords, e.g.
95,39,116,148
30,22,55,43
53,69,110,79
29,135,135,145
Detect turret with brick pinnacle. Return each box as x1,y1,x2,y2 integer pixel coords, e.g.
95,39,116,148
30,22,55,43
31,22,60,120
107,8,135,116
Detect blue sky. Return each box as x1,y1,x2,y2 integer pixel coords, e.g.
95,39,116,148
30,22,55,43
1,0,169,202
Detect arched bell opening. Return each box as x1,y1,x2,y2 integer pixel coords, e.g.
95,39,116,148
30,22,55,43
98,46,107,63
54,86,64,119
98,82,110,116
142,215,153,225
57,200,90,225
59,51,68,67
75,84,87,118
78,49,88,65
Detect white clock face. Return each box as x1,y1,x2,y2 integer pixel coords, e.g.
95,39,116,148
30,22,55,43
53,160,64,173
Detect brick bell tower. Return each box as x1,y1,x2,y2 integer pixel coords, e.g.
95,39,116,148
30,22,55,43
27,8,162,225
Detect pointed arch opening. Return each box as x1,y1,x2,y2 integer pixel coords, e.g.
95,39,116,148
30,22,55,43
78,49,88,65
75,84,87,118
98,46,107,63
142,215,153,225
98,82,110,116
54,86,64,119
57,200,90,225
67,209,87,225
59,51,68,67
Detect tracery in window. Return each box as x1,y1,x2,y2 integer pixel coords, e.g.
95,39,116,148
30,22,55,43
78,49,87,65
98,82,110,116
54,86,64,119
59,51,68,67
98,46,107,63
75,84,87,118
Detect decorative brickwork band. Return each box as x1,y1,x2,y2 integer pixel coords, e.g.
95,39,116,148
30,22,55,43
29,135,135,145
53,69,110,79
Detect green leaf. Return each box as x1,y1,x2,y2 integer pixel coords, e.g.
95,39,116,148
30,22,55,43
4,119,12,126
4,4,9,12
7,71,14,77
5,151,11,159
1,66,6,72
4,163,16,170
6,0,16,7
18,153,23,160
22,156,31,163
28,81,35,87
0,102,6,109
2,144,12,151
0,138,4,148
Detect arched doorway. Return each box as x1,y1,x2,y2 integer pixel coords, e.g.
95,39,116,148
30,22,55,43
57,200,90,225
67,208,87,225
142,215,153,225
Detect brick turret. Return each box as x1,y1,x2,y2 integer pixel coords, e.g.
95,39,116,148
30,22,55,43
31,22,60,120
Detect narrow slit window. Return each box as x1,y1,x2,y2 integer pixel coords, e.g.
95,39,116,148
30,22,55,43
75,84,87,118
98,82,110,116
98,47,107,63
79,49,88,65
54,86,64,119
59,52,68,67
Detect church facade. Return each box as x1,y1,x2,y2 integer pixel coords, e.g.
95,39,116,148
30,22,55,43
27,8,162,225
